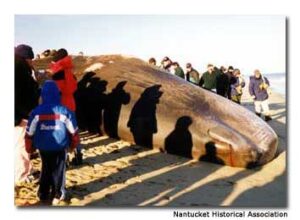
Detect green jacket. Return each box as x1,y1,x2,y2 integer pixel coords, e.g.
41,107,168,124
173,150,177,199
174,66,185,79
199,71,220,90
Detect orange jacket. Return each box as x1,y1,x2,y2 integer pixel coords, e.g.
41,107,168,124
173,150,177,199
50,56,77,111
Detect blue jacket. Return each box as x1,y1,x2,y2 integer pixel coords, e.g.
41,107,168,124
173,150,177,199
25,80,79,152
249,76,270,101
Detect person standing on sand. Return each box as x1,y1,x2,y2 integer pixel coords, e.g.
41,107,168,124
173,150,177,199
249,69,272,121
185,63,200,84
25,81,79,205
15,44,40,185
230,69,245,104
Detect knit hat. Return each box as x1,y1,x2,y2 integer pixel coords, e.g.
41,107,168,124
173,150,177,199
15,44,34,60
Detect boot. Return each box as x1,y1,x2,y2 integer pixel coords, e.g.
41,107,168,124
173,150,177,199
265,115,272,122
71,149,83,165
255,112,261,117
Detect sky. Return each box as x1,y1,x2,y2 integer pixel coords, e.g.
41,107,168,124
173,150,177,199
15,15,285,75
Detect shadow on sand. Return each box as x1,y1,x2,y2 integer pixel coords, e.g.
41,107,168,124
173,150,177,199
127,85,163,148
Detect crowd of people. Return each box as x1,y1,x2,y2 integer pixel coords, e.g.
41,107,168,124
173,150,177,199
148,56,272,119
14,44,273,205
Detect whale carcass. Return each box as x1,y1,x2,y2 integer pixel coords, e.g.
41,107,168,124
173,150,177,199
34,55,278,168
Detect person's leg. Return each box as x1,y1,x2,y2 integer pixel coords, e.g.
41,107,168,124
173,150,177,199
14,120,33,185
261,99,272,121
38,151,52,201
52,150,67,203
68,109,83,166
254,100,262,117
72,143,83,165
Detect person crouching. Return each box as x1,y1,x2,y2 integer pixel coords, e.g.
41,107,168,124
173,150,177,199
249,69,272,121
25,80,79,205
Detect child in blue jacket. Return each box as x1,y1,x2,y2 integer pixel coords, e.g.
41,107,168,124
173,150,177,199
25,80,79,205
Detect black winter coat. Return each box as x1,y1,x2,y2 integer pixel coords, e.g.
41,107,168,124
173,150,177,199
15,56,39,126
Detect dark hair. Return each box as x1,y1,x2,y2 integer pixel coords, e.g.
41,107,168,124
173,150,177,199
220,66,226,73
228,66,234,70
172,62,179,66
186,63,192,68
53,48,68,62
163,56,170,62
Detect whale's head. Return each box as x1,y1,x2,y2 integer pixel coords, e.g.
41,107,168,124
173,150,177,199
191,91,278,168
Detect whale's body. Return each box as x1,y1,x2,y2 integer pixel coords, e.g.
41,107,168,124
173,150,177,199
34,55,278,167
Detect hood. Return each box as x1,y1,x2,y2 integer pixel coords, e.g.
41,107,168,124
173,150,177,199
41,80,61,105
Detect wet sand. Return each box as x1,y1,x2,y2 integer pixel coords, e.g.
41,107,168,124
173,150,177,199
14,90,286,207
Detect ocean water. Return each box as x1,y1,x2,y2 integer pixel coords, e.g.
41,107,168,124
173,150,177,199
263,73,286,96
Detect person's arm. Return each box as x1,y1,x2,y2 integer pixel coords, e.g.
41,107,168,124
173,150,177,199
25,111,38,153
198,74,204,87
240,76,246,88
195,71,200,83
186,72,190,82
231,77,239,89
65,111,80,151
46,61,62,76
249,78,255,97
264,77,270,87
225,75,230,91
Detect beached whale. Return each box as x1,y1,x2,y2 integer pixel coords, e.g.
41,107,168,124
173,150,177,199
34,55,278,168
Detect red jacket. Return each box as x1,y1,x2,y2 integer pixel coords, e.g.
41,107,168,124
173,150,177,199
50,56,77,111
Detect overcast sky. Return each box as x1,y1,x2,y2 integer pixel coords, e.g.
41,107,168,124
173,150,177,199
15,15,285,74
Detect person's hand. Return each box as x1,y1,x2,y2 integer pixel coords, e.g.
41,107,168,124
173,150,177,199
250,95,256,100
19,119,28,127
45,69,54,76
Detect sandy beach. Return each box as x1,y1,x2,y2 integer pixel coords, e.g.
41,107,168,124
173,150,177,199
14,83,286,207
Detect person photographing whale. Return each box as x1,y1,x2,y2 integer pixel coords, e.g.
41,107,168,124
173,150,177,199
249,69,272,121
